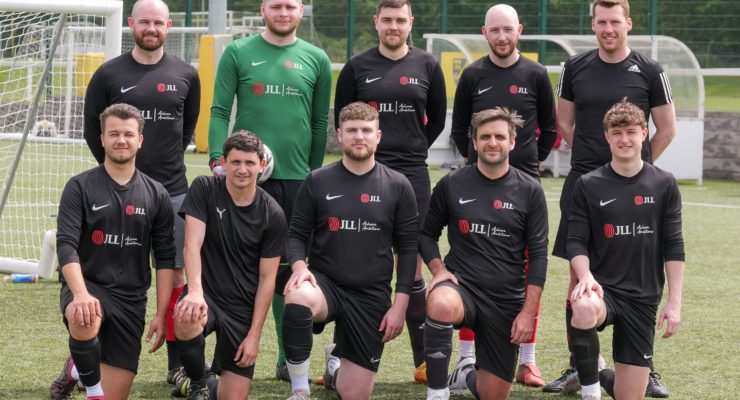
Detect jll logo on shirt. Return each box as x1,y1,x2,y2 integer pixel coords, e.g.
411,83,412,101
399,76,419,86
91,230,119,246
157,83,177,93
493,199,514,210
509,85,528,95
125,204,146,216
284,60,304,70
634,195,655,206
360,193,381,203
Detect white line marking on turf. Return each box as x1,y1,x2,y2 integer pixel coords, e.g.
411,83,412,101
684,201,740,209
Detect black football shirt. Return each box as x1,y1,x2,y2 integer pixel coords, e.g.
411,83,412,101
179,176,287,311
56,166,175,301
419,165,549,305
567,163,684,305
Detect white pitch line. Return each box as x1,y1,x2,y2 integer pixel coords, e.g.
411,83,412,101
684,201,740,209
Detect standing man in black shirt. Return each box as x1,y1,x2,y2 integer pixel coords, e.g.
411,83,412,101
82,0,200,386
173,132,287,400
566,99,684,400
50,104,176,400
420,107,548,400
547,0,676,395
449,4,557,387
281,102,418,400
334,0,447,383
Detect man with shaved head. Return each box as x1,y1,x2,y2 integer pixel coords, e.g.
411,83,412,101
80,0,201,394
450,3,557,390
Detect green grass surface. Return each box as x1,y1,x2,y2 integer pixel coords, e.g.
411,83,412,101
0,152,739,398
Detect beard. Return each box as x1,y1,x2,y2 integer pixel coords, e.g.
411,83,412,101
343,144,375,162
265,18,300,37
380,31,407,51
489,38,518,59
134,31,165,51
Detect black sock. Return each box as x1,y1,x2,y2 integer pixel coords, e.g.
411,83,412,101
424,317,453,390
566,303,576,369
282,304,313,364
599,369,615,398
177,334,206,382
406,279,427,367
69,336,101,387
570,327,600,386
167,340,182,371
466,368,480,399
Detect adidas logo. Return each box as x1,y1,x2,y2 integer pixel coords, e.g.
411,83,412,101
426,351,447,359
628,64,641,73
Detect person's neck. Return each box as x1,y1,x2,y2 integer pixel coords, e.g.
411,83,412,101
262,31,297,47
598,45,631,64
103,159,137,186
378,43,409,61
610,158,643,178
131,46,164,65
226,181,257,207
489,51,519,68
342,157,376,176
476,161,509,180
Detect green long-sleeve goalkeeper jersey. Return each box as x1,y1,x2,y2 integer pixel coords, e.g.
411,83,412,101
208,34,332,180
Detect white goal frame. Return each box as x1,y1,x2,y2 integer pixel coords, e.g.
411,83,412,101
0,0,122,278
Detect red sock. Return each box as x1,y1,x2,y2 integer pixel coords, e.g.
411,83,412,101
459,327,475,341
167,286,184,341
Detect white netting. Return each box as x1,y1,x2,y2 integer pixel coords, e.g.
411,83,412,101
0,10,112,264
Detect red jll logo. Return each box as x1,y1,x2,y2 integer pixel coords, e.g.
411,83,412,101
92,230,104,245
458,219,470,234
328,217,340,232
252,83,265,96
604,224,615,238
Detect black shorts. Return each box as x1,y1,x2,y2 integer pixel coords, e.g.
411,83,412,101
180,288,256,379
312,270,391,373
598,290,657,368
437,280,521,382
260,179,303,263
60,283,146,374
553,171,582,259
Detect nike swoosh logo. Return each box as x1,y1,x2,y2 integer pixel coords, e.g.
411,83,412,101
600,199,616,206
326,194,343,200
370,357,380,364
92,204,110,211
477,87,492,95
79,370,94,376
643,354,653,359
365,77,382,83
251,60,268,66
458,198,476,204
120,85,137,93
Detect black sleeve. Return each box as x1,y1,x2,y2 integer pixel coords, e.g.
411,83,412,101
535,69,558,162
179,176,209,223
83,68,109,164
151,188,176,270
56,179,84,268
333,61,357,130
182,68,201,151
419,174,450,263
393,179,419,294
524,183,549,287
260,205,288,259
424,62,447,148
286,175,316,266
566,177,590,260
648,63,673,108
555,58,573,101
451,71,473,157
663,177,685,262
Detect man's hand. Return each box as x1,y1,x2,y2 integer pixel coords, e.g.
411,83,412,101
210,158,224,176
426,267,458,297
146,314,167,353
379,295,409,343
174,291,208,323
234,332,260,367
69,291,102,327
510,309,536,344
657,300,681,338
569,273,603,303
283,262,317,295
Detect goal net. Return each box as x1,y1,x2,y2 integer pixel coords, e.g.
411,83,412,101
0,1,122,278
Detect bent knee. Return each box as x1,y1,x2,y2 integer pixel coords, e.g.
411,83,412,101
570,295,602,329
426,287,463,322
284,282,320,306
174,316,206,340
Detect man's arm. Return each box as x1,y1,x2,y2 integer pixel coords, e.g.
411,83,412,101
60,263,101,328
146,191,176,351
308,54,332,170
657,260,684,338
182,67,202,150
284,177,318,292
658,176,685,338
557,98,575,148
235,255,281,367
83,68,109,164
450,71,473,159
173,215,208,323
333,61,356,131
424,62,447,148
147,267,174,352
511,284,543,344
208,44,238,162
567,179,602,300
535,69,558,162
649,103,677,161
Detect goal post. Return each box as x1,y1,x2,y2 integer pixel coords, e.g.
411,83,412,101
0,0,122,278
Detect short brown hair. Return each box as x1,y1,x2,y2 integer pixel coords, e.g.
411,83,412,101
338,102,379,126
376,0,412,16
99,103,144,134
223,130,265,160
471,107,524,140
592,0,630,18
603,98,646,130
